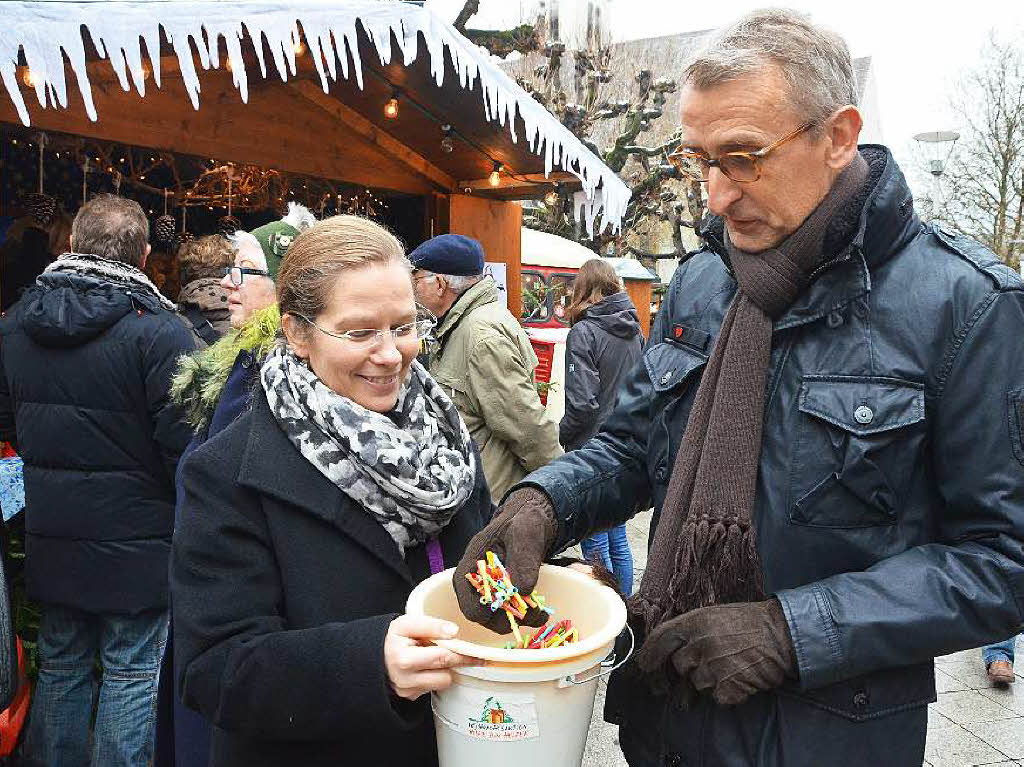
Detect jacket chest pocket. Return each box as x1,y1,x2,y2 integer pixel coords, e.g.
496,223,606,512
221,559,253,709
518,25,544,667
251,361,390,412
644,340,708,494
790,376,925,528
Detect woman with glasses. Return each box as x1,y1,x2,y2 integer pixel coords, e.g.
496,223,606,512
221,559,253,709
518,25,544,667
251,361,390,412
159,210,313,767
170,216,490,767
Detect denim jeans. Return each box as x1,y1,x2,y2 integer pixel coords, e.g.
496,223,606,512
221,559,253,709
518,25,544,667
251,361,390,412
24,604,169,767
983,635,1018,667
581,525,634,596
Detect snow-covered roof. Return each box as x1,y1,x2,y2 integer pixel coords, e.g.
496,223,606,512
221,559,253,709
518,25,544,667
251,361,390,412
0,0,629,235
522,226,595,269
521,227,657,281
604,257,657,282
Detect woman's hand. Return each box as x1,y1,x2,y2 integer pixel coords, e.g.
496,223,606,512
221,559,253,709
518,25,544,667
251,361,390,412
385,615,478,700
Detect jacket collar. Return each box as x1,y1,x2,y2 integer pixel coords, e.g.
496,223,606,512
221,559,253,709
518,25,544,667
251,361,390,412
236,388,412,584
435,276,499,340
170,304,281,432
699,145,918,331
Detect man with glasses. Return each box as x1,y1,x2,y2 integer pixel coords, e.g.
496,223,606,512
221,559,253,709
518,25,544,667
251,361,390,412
410,234,561,503
454,9,1024,766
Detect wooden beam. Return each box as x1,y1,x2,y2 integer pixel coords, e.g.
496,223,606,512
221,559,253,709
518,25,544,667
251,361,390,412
0,75,437,196
290,79,455,192
455,171,579,197
447,195,522,317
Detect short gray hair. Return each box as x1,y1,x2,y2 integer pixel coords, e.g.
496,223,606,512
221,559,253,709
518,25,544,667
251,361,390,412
683,9,857,129
443,273,484,295
70,194,149,267
227,230,262,255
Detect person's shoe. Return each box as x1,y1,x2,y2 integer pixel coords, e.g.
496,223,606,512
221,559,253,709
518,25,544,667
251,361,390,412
987,660,1015,685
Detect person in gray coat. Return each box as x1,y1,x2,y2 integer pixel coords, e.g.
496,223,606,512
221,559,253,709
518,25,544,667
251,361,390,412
560,259,643,594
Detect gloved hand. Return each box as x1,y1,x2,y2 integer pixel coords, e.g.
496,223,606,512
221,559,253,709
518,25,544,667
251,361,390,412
454,487,557,634
636,599,797,707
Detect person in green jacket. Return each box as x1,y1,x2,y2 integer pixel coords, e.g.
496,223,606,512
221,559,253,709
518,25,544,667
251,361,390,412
411,235,561,502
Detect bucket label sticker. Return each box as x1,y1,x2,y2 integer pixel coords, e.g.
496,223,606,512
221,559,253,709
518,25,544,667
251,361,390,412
434,688,540,741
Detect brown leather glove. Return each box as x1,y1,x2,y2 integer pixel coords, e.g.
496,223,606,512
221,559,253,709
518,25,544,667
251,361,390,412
453,487,557,634
635,599,797,707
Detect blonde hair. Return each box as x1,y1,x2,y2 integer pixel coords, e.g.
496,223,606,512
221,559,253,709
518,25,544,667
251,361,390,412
277,215,408,328
568,258,623,325
177,234,234,284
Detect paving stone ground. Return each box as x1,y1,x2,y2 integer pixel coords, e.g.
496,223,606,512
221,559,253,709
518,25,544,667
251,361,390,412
578,511,1024,767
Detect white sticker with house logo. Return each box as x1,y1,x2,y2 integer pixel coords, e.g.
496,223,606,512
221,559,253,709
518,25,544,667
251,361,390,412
432,688,539,741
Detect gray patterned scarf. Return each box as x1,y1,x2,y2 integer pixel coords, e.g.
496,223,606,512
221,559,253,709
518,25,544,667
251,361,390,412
260,345,477,556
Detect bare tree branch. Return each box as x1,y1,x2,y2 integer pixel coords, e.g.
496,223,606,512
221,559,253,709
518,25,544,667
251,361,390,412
453,0,479,33
924,31,1024,272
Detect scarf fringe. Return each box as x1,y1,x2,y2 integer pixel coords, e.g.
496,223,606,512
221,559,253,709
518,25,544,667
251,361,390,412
630,513,765,634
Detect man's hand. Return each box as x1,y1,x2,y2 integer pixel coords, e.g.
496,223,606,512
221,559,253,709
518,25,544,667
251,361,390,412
453,487,557,633
636,599,797,707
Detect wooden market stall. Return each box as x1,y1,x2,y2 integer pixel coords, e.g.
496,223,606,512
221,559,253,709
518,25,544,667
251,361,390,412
520,226,658,336
0,1,630,316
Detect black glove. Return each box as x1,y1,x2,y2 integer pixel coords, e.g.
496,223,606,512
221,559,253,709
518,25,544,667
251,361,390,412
635,599,797,707
453,487,557,634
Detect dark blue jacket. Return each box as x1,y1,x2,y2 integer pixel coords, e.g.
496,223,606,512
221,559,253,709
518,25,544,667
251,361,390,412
559,291,644,451
520,146,1024,766
0,268,195,613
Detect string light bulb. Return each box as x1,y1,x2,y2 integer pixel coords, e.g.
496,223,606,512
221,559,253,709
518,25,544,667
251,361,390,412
440,124,454,153
489,162,502,187
544,184,560,206
384,91,400,119
21,68,36,88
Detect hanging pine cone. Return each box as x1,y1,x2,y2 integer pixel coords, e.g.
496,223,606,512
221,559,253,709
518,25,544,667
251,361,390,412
173,231,195,253
22,192,57,227
153,215,177,246
217,215,242,238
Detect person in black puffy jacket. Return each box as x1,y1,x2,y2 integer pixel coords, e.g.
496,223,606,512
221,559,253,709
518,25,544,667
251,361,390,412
0,194,195,767
559,258,643,594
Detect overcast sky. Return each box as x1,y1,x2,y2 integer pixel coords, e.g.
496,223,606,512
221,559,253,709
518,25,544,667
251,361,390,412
426,0,1024,191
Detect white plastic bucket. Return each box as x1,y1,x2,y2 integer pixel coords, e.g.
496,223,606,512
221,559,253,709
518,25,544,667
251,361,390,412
405,565,632,767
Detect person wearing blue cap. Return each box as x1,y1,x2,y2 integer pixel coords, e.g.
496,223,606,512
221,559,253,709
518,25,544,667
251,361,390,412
410,234,562,502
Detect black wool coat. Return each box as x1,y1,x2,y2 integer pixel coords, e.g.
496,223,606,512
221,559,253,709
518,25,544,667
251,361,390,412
171,387,492,767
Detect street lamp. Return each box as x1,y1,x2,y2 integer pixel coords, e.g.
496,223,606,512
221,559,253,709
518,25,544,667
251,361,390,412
912,130,960,177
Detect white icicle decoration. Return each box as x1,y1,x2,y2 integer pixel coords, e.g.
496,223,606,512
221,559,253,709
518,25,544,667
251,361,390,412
0,1,630,235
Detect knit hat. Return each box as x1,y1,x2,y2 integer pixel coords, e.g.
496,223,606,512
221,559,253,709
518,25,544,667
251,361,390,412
249,203,316,278
408,234,485,276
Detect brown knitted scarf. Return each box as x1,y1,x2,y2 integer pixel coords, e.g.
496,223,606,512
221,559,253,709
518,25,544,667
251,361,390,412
629,154,870,635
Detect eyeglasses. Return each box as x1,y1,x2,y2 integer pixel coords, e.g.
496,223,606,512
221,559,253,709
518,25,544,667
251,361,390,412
293,315,436,348
224,266,270,286
667,123,814,183
413,273,438,285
